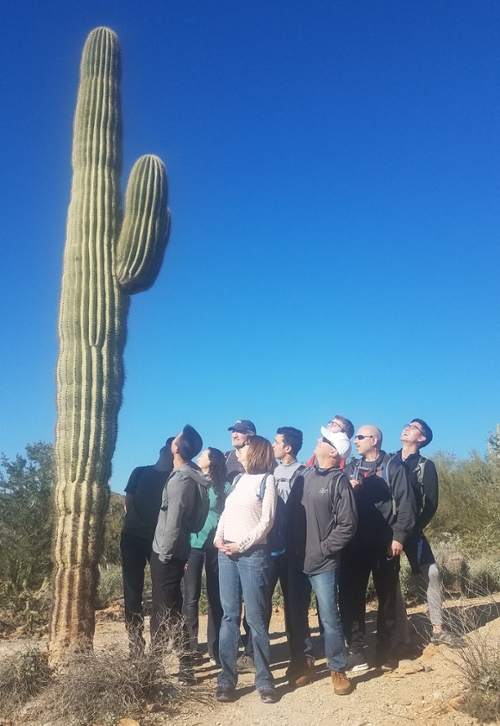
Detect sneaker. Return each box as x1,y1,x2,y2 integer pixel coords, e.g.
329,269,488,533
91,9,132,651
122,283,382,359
236,654,256,673
331,670,353,695
215,686,235,703
346,651,369,673
209,657,221,666
288,658,316,688
431,630,459,646
259,687,279,704
373,654,398,672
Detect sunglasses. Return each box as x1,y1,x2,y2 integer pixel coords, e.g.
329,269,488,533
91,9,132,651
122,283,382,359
354,434,373,441
322,436,334,446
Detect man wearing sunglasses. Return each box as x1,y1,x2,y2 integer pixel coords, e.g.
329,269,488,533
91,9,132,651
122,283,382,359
286,428,358,696
305,415,355,467
396,419,456,645
339,425,415,672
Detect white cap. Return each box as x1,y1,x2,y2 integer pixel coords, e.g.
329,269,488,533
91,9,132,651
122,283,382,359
320,427,352,459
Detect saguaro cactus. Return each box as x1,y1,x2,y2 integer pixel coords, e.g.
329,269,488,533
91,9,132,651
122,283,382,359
50,27,170,662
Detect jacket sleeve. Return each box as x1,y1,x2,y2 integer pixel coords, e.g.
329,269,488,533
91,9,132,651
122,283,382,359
238,474,277,552
390,459,416,545
418,459,439,529
157,473,195,562
320,473,358,556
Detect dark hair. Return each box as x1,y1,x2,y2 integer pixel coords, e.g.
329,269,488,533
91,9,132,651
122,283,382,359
245,435,276,475
276,426,303,456
411,418,433,447
164,436,175,471
177,424,203,461
207,447,227,497
334,415,355,439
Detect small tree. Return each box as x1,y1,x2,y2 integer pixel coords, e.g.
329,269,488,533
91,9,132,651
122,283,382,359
0,442,54,630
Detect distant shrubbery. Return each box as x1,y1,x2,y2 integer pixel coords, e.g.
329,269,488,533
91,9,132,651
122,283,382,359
2,435,500,632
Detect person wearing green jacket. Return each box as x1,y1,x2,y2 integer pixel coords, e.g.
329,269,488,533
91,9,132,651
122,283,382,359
183,447,230,664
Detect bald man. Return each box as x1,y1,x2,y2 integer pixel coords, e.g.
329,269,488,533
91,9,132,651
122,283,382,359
339,425,415,672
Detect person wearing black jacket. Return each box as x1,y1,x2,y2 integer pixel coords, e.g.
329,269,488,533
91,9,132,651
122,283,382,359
396,419,456,645
339,424,416,672
286,429,358,696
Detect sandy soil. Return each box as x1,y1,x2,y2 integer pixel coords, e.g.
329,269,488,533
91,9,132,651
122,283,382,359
3,595,500,726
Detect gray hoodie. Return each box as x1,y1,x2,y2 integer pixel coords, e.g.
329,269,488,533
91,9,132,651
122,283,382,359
152,462,211,563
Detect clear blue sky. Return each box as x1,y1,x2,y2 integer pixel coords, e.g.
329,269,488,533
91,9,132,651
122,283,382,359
1,1,499,492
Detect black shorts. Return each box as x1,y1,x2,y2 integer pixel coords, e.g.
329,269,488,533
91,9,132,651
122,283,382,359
403,529,435,574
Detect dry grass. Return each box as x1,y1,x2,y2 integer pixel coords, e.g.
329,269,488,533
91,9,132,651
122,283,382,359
0,644,53,719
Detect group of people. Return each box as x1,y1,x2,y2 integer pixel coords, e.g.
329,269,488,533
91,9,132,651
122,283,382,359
120,414,452,704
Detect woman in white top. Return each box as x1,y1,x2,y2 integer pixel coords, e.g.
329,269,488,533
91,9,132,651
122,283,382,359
214,435,277,704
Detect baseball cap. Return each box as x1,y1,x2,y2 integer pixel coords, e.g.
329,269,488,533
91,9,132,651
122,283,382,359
320,427,352,459
228,419,257,434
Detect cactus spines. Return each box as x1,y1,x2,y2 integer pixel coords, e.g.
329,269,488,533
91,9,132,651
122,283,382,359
50,27,170,662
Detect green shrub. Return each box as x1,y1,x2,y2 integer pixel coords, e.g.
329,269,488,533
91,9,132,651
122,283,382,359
0,443,54,632
97,564,124,609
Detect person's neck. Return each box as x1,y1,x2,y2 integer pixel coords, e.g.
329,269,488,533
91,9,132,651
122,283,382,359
200,466,210,475
401,443,419,460
154,453,173,471
364,448,381,462
279,454,297,466
173,453,189,469
316,455,339,469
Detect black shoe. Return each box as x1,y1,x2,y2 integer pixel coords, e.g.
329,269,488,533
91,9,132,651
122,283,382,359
216,686,235,702
259,687,279,704
346,651,369,673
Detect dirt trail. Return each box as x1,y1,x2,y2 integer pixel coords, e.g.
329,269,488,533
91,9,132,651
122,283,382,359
95,597,497,726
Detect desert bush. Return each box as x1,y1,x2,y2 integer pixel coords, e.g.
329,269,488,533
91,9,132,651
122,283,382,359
0,443,54,631
101,492,126,566
455,613,500,723
0,645,52,718
97,564,124,609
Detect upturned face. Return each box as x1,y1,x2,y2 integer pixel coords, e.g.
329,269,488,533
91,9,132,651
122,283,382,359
314,436,341,466
231,430,250,449
197,449,211,471
327,418,345,434
400,422,426,447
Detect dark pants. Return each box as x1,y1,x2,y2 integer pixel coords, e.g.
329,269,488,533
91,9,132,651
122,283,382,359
339,544,400,660
244,553,293,659
182,546,223,660
120,531,152,655
150,550,191,665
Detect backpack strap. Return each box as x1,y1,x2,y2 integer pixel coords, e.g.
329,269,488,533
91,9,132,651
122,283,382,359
377,453,398,517
258,473,271,500
414,455,427,514
232,472,243,489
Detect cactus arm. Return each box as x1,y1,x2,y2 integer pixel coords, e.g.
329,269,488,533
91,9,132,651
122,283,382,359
115,155,170,294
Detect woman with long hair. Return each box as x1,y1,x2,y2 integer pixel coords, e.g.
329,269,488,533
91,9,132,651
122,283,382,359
214,435,278,704
183,446,229,665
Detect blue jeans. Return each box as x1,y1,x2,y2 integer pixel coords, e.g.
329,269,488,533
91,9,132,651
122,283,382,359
289,560,347,672
217,546,274,691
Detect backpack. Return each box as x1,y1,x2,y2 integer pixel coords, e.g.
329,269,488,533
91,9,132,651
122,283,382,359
350,453,399,517
233,473,285,556
188,479,210,534
413,455,427,515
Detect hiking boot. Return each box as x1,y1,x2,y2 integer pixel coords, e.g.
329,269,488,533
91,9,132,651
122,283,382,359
259,687,279,704
215,686,235,702
236,654,256,673
431,630,459,646
288,658,316,688
346,650,369,672
331,670,353,695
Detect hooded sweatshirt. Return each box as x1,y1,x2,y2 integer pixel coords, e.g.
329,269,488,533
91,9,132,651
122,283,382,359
152,461,210,563
286,465,358,575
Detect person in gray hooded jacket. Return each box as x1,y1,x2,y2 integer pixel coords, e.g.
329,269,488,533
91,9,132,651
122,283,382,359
150,424,208,684
286,429,358,697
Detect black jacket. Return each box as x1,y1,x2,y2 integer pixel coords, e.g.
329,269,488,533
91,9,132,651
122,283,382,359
286,465,358,575
344,451,415,548
396,449,438,530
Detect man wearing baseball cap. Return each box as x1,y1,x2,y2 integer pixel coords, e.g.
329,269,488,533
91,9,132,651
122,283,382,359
225,420,257,485
286,428,358,696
